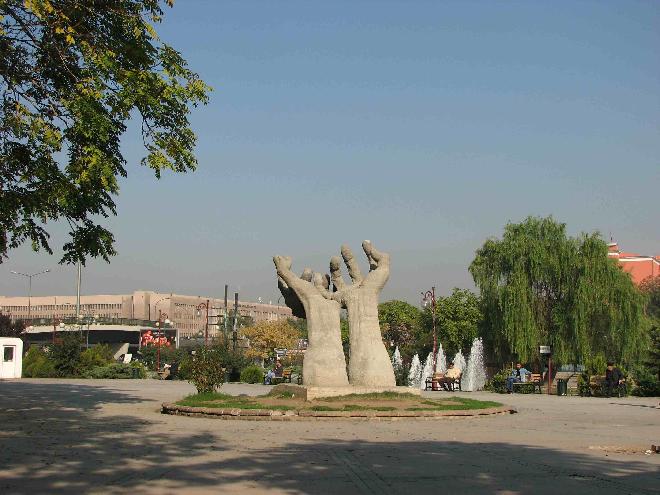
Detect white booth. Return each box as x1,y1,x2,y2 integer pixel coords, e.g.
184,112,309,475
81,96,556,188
0,338,23,379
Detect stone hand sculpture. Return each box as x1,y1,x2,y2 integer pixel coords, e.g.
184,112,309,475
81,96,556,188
273,256,349,387
325,241,396,387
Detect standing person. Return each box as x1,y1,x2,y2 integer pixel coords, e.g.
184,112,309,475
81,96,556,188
506,363,531,393
604,362,624,397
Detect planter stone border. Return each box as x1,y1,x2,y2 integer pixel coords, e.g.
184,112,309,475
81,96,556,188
161,403,516,421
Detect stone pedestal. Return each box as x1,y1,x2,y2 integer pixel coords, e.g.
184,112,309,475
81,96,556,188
271,384,421,401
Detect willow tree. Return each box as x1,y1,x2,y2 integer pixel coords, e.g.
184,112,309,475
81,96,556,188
1,0,210,264
469,216,645,366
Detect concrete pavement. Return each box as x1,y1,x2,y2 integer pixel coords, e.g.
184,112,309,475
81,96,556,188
0,378,658,494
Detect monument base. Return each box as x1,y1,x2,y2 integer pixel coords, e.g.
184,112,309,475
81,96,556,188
271,384,421,401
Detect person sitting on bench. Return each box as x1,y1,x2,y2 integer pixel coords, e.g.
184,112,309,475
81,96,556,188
440,362,462,390
264,368,275,385
274,360,283,378
605,361,624,397
506,363,530,393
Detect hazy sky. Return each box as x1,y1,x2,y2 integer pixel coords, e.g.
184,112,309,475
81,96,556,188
2,1,659,305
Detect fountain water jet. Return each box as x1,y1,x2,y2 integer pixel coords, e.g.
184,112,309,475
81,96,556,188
407,354,422,388
453,350,467,375
420,352,435,390
435,343,447,373
463,337,486,391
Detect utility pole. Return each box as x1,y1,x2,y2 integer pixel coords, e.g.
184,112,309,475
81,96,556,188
232,292,239,351
223,284,229,339
76,262,81,320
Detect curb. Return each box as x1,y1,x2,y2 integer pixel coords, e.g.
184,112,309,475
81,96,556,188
161,403,516,420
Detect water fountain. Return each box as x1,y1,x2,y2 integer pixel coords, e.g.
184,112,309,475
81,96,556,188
391,346,403,370
463,337,486,391
420,352,435,389
435,342,447,373
407,353,422,388
452,350,467,375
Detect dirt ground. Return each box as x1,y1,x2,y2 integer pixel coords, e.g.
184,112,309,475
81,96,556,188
1,379,658,494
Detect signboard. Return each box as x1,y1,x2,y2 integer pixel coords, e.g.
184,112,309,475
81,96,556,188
539,345,551,355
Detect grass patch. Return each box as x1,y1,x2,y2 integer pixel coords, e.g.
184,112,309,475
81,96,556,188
176,392,501,414
317,392,419,402
267,390,296,399
408,397,502,411
177,392,295,411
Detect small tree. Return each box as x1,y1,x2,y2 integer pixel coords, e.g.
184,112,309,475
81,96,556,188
241,320,299,362
50,333,83,377
188,345,225,394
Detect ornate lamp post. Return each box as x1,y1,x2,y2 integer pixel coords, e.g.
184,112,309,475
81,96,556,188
155,310,171,372
11,269,50,322
196,299,210,345
421,287,437,370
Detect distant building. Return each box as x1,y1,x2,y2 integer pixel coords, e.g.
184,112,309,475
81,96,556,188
608,242,660,285
0,290,292,339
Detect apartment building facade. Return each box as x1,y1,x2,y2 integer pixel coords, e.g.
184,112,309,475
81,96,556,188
0,290,292,338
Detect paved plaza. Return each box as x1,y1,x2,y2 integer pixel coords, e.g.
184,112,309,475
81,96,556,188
0,379,658,494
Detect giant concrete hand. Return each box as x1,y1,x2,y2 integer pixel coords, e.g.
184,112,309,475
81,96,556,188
273,256,348,387
324,241,395,387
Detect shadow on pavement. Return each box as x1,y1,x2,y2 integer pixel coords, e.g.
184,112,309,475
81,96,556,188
0,381,657,494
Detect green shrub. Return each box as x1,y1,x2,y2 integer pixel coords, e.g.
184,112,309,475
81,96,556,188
188,346,225,393
85,363,137,379
484,367,510,394
22,346,57,378
240,365,265,384
79,345,113,374
50,333,83,377
577,373,591,396
630,364,660,397
130,361,147,379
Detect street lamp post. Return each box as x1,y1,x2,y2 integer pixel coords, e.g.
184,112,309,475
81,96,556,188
196,299,210,346
155,310,170,372
421,287,437,370
11,269,50,322
81,313,97,349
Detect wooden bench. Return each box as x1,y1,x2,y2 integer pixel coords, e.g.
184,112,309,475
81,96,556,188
425,372,462,391
271,367,294,385
511,373,542,394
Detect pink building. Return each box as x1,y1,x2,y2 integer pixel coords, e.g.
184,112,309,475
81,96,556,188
0,290,292,338
608,242,660,285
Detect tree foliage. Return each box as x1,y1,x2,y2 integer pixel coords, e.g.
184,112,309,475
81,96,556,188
0,0,210,263
469,216,646,365
241,320,300,361
639,276,660,380
423,288,482,358
0,311,23,337
378,300,421,359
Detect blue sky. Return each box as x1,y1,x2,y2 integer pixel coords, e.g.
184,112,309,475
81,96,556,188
2,0,659,304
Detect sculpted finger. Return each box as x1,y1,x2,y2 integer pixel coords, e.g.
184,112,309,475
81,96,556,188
301,268,313,282
341,244,363,284
330,256,346,290
273,255,293,272
313,272,333,299
362,240,389,271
